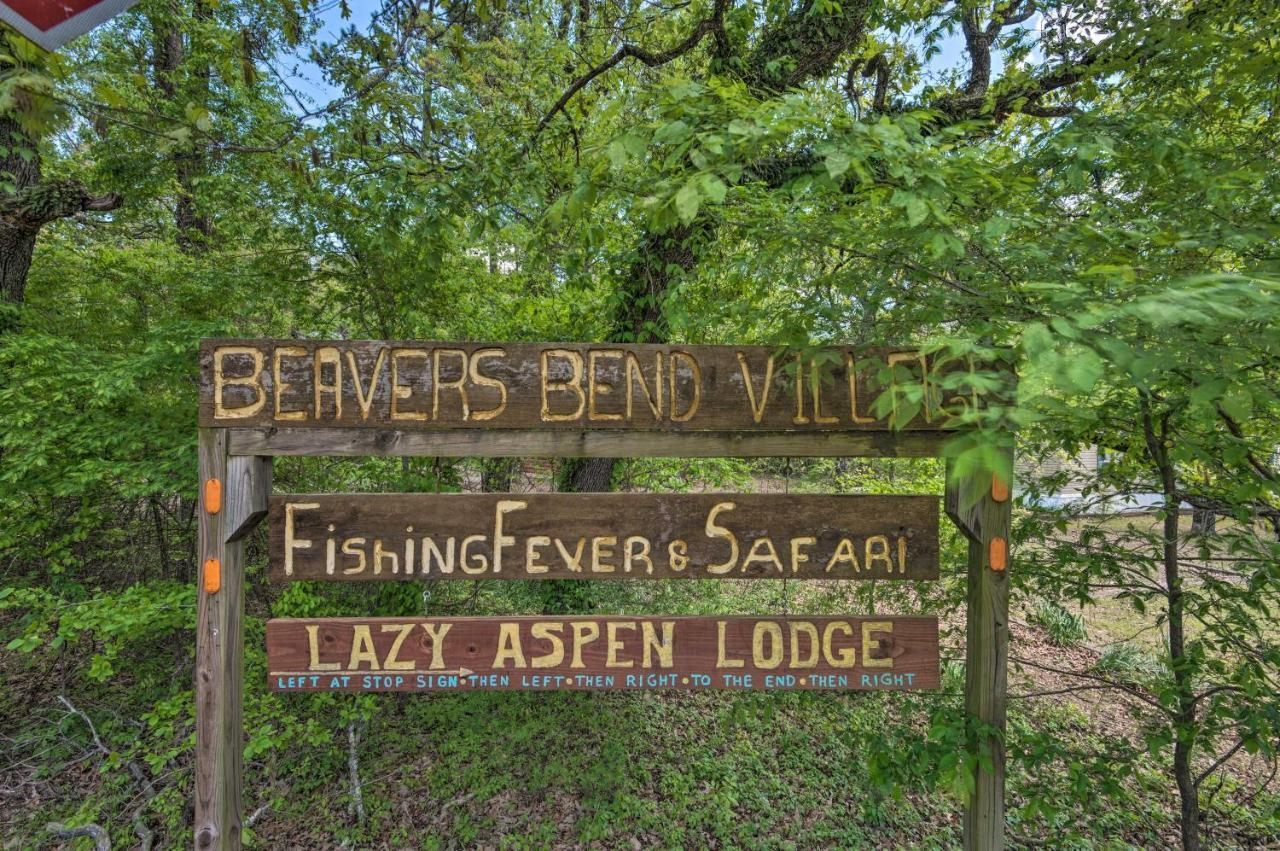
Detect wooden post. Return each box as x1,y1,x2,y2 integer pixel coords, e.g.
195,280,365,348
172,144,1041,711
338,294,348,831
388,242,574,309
195,429,270,850
946,454,1011,851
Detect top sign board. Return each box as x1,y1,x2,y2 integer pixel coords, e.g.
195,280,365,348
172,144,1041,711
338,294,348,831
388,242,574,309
0,0,138,51
199,340,986,432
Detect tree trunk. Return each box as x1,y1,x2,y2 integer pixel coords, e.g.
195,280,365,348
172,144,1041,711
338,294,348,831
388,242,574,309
1189,507,1215,536
1143,400,1200,851
153,3,214,250
0,116,122,309
0,114,43,306
1169,492,1200,851
0,221,38,306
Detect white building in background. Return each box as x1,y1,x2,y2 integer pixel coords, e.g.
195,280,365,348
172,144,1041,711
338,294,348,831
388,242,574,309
1017,446,1168,513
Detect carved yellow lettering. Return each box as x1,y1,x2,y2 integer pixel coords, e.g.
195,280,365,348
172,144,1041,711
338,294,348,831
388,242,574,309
789,536,816,574
588,349,624,421
845,352,876,424
532,621,568,665
460,534,488,574
492,623,527,668
346,348,387,420
792,352,809,424
421,536,455,574
306,625,340,671
704,502,738,574
540,349,586,421
887,351,931,424
716,620,744,668
283,502,319,577
866,535,893,574
380,623,415,670
623,536,653,574
555,537,586,572
421,622,452,669
591,536,617,573
789,622,820,668
625,352,663,420
862,621,894,668
736,352,775,424
752,621,784,669
811,358,838,424
530,622,565,668
341,537,367,575
372,538,398,575
313,346,342,419
525,536,551,574
668,351,701,422
432,348,470,420
667,539,689,572
642,621,674,668
823,622,857,668
212,345,266,419
390,348,429,421
347,625,380,670
492,500,527,574
824,538,861,573
606,621,636,668
569,621,600,668
741,537,784,574
273,345,308,421
469,348,509,420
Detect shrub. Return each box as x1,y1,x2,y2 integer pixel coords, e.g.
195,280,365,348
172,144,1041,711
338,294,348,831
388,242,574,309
1094,642,1164,685
1030,599,1088,647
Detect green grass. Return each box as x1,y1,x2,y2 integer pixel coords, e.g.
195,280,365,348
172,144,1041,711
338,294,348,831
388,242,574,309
1029,599,1089,647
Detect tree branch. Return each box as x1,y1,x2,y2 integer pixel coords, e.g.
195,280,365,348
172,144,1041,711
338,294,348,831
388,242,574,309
863,53,890,112
0,180,121,227
1194,737,1247,788
533,0,729,141
46,823,109,851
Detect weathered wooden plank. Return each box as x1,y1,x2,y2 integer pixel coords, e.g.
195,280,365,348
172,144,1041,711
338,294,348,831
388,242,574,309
201,339,988,432
268,493,939,582
195,432,270,850
224,455,270,542
946,458,1012,851
265,616,939,692
227,427,956,458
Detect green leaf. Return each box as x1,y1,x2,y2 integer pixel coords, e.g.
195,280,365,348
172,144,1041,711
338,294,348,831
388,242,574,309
654,120,691,144
674,180,702,224
825,150,850,179
1063,348,1105,392
906,195,929,227
700,174,727,204
1220,389,1252,422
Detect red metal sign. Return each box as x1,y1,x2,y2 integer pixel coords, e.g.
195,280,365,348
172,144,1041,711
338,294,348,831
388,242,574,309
0,0,138,51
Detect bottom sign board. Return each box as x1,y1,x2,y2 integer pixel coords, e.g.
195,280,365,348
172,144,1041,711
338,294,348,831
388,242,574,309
266,616,939,692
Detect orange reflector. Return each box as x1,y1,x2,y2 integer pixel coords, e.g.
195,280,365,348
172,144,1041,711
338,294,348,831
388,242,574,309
989,537,1007,571
991,475,1009,503
204,478,222,515
203,558,221,593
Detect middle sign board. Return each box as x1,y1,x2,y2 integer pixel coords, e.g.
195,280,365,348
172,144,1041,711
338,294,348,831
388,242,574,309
269,493,940,581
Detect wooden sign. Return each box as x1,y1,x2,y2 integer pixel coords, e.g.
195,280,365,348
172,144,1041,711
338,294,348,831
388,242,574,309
268,493,939,582
266,616,939,692
200,340,983,431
